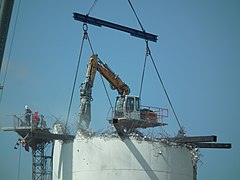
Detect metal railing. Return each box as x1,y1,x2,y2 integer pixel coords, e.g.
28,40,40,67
0,114,21,130
0,114,47,130
140,105,168,122
110,105,168,123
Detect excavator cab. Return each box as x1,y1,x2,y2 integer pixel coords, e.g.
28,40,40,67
114,95,140,120
112,95,168,130
78,54,167,131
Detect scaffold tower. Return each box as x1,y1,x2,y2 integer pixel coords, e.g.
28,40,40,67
1,115,74,180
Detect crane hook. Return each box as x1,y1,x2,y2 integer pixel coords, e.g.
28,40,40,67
83,23,88,32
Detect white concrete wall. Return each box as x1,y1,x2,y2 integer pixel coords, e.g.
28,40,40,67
53,135,193,180
52,140,73,180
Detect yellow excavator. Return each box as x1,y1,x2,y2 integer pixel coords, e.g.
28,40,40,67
78,54,168,132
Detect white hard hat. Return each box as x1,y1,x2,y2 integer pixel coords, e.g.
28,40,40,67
25,105,28,109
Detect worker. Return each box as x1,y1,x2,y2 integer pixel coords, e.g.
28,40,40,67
32,111,40,129
14,138,21,149
13,138,29,152
40,114,47,128
21,139,29,152
24,105,32,126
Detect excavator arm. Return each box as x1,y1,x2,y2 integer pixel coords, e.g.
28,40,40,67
97,59,130,95
78,54,130,130
78,54,167,132
85,55,98,89
85,54,130,95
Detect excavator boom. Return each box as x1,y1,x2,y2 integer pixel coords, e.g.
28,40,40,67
78,54,130,130
78,54,168,132
97,59,130,95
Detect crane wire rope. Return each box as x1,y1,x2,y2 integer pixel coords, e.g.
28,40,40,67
85,0,113,109
128,0,148,99
139,45,149,98
86,0,98,16
83,25,115,110
85,26,95,55
65,26,92,127
17,143,22,180
65,23,113,127
127,0,182,129
147,44,182,129
96,57,115,109
99,73,113,109
127,0,145,32
0,0,22,105
65,23,99,129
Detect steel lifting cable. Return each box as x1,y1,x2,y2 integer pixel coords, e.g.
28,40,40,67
86,0,98,16
17,144,22,180
0,0,22,105
127,0,182,129
97,57,114,109
128,0,147,99
127,0,145,32
139,45,149,98
86,29,113,110
65,24,93,127
66,23,97,127
99,74,113,109
147,42,182,129
85,25,95,55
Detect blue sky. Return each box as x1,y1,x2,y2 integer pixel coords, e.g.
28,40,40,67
0,0,239,179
